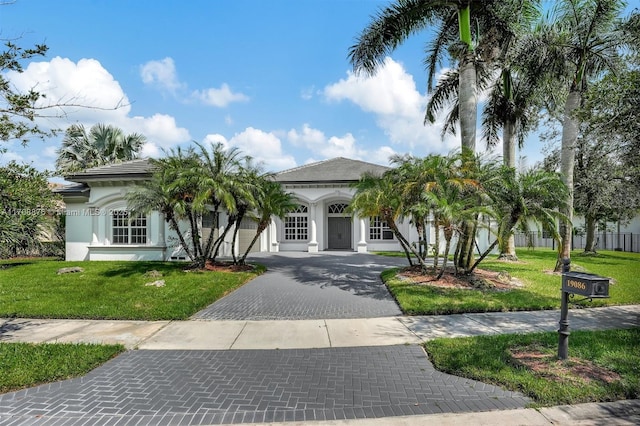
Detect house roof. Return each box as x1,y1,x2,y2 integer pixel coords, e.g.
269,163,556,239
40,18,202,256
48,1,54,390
62,156,388,185
53,182,90,195
275,157,389,184
65,158,154,182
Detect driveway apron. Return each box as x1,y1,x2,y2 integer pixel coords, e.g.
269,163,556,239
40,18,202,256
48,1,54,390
0,346,530,425
192,252,404,320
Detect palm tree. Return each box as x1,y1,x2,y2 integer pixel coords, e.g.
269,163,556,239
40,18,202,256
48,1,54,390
349,171,430,269
228,162,265,263
524,0,627,269
238,179,297,265
350,1,536,154
195,142,251,262
127,147,202,263
56,123,146,174
474,166,569,269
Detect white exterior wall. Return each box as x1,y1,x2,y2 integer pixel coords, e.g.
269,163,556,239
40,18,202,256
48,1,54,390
63,184,171,261
272,184,419,253
64,179,430,261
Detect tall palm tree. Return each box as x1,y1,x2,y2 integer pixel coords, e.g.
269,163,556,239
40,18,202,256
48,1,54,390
350,1,533,154
56,123,146,174
525,0,627,269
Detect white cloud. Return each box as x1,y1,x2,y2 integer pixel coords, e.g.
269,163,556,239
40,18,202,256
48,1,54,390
5,56,191,155
140,57,184,93
7,56,131,123
128,113,190,149
285,123,392,165
204,127,296,171
192,83,249,107
324,57,458,154
287,123,325,147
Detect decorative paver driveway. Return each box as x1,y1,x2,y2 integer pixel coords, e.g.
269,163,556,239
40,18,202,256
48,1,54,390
0,346,530,425
193,252,404,320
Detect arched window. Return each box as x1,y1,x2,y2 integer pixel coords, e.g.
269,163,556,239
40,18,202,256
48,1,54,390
327,203,349,214
284,204,308,240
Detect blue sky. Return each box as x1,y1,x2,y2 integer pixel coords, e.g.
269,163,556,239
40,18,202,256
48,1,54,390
1,0,587,177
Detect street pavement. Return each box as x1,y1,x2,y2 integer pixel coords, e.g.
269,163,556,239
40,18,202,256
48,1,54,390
0,252,638,425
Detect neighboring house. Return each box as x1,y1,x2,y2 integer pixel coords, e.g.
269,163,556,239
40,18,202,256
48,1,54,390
55,157,421,261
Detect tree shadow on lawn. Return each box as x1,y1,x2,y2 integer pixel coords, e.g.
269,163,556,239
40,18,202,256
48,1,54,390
99,261,188,278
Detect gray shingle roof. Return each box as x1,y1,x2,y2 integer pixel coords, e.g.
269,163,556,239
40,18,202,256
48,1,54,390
275,157,389,183
65,159,154,181
53,183,90,195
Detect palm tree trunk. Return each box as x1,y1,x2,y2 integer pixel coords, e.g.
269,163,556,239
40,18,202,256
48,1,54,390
459,54,477,154
470,238,500,273
503,119,517,168
433,222,440,268
457,3,476,153
499,212,519,261
239,221,268,265
436,236,452,280
167,215,194,261
230,217,241,263
386,217,428,271
556,89,580,271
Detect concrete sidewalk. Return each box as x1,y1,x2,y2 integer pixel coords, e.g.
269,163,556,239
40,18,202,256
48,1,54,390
1,305,637,349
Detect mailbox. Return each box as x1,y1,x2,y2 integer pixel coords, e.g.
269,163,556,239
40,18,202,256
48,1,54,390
562,271,610,298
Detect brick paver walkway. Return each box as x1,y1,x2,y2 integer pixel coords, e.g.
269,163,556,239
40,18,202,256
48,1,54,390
0,346,530,425
192,252,403,320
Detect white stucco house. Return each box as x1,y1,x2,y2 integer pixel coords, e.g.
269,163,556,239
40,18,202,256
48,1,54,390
56,157,422,261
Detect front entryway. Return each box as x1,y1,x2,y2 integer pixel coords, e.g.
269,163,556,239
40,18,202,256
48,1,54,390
328,217,352,250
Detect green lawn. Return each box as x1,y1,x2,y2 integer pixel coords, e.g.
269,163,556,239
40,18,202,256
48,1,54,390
383,249,640,315
0,342,124,394
0,259,263,320
425,328,640,406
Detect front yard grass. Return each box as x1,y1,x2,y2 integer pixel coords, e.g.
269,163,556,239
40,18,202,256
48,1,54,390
0,342,124,394
425,328,640,406
383,249,640,315
0,259,263,320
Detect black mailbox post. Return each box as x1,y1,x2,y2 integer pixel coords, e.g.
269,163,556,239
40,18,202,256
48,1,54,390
558,259,610,360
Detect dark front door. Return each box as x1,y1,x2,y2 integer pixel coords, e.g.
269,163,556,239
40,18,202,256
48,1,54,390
328,217,352,250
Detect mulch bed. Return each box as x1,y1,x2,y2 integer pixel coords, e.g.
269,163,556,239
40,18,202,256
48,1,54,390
397,264,524,291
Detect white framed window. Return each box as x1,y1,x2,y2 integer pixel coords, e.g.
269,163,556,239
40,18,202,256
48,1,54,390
369,216,394,240
284,204,308,241
112,211,147,244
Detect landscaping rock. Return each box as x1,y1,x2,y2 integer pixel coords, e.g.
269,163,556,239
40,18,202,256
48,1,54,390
145,270,163,278
57,266,85,275
145,280,165,287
